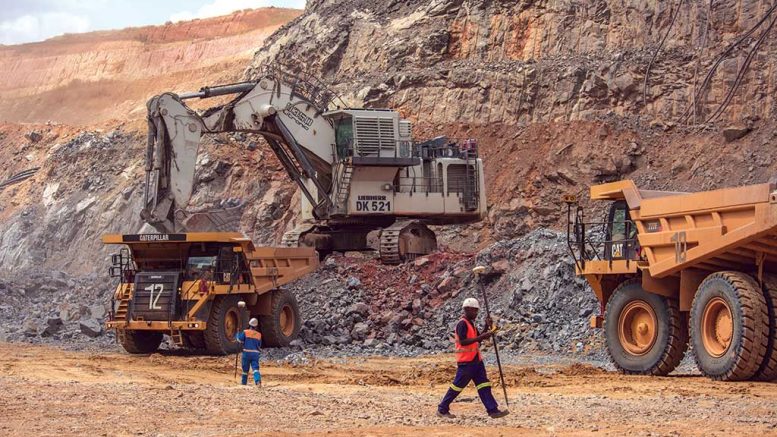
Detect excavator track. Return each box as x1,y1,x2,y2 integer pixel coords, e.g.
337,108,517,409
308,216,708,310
379,221,437,265
282,223,317,248
379,226,402,265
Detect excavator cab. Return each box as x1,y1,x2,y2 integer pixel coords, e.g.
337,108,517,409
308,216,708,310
334,116,354,159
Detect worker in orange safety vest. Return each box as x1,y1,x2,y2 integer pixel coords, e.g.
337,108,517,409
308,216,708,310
437,298,509,419
236,318,262,386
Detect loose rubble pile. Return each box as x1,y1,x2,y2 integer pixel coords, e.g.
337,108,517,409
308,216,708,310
0,229,602,359
282,228,601,358
0,270,116,350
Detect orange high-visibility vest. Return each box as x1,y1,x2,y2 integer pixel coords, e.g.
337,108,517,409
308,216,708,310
454,317,481,363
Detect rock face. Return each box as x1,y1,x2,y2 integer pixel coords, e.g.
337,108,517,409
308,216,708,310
249,0,777,125
0,8,301,124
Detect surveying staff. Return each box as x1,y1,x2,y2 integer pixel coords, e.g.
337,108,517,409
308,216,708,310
236,318,262,386
437,298,509,419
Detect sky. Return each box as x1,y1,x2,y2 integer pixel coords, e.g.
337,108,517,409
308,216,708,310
0,0,306,45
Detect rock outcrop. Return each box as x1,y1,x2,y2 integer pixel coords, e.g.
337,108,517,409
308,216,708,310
249,0,777,125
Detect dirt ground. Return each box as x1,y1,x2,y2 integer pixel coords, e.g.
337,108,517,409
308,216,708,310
0,343,775,436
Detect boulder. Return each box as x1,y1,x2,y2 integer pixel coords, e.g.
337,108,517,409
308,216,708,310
89,304,106,320
347,303,370,317
346,276,361,289
350,322,370,340
411,298,422,313
25,131,43,143
414,257,430,267
79,319,103,338
722,126,752,142
491,259,510,274
22,319,38,336
437,276,455,292
40,317,63,337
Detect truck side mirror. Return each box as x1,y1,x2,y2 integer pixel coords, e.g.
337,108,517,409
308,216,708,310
111,254,122,266
109,266,122,278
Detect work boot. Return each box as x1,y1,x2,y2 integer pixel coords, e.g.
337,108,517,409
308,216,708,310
436,411,456,419
488,409,509,419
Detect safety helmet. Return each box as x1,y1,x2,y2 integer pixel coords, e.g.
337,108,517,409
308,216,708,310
249,318,259,327
462,298,480,309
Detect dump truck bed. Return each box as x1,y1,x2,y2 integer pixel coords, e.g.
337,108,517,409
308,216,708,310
592,180,777,278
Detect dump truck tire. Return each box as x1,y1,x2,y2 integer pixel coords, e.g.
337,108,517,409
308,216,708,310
204,295,246,355
690,271,769,381
259,289,301,347
753,274,777,381
119,331,163,354
605,279,688,376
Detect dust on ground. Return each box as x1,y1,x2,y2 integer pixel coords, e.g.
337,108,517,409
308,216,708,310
1,343,775,436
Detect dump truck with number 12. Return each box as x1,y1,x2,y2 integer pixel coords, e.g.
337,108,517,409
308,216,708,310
103,232,318,355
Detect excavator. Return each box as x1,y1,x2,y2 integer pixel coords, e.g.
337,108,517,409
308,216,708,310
142,65,486,264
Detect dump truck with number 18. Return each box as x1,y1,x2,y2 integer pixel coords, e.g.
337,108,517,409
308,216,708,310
103,232,318,355
566,179,777,381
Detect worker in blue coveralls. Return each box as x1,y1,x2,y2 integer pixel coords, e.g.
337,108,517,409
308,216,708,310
236,318,262,386
437,298,509,419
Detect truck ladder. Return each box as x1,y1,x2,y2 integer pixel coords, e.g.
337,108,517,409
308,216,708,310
169,329,184,347
113,284,132,324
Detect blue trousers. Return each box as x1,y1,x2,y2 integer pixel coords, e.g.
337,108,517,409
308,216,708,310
438,360,498,414
241,352,261,385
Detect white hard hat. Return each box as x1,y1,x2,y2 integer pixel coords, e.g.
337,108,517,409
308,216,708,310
249,318,259,328
462,298,480,309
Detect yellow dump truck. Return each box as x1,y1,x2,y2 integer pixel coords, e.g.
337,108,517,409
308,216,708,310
103,233,318,355
566,180,777,381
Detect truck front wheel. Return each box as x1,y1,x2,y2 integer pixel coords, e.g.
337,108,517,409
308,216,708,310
690,271,768,381
204,295,247,355
259,289,301,347
605,279,688,376
119,331,163,354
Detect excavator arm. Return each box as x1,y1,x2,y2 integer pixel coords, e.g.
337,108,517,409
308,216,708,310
142,67,340,233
